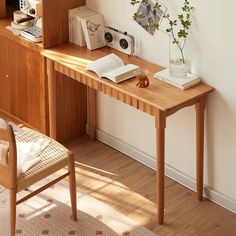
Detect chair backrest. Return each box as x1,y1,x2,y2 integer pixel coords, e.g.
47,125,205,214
0,124,17,189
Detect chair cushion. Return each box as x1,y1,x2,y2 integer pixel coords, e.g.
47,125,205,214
0,118,8,165
0,118,7,129
16,127,70,189
0,117,25,134
0,140,9,165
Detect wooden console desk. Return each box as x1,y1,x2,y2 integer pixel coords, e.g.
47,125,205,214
42,43,214,224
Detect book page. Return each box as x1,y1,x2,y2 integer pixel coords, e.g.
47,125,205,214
86,53,124,77
102,64,140,83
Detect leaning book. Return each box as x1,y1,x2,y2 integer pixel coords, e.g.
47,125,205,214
86,53,140,83
154,68,201,89
81,13,106,50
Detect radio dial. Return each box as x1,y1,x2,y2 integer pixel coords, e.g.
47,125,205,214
23,0,29,9
29,8,35,15
120,38,129,49
104,32,113,43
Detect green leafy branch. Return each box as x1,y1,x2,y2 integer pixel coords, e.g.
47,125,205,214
131,0,194,63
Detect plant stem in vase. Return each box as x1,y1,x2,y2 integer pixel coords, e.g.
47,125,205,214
130,0,194,77
169,35,187,77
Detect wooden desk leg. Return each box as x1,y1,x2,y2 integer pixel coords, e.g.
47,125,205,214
87,87,96,140
195,97,206,201
47,59,57,139
155,110,166,225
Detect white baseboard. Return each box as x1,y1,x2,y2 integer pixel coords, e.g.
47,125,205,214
95,128,236,214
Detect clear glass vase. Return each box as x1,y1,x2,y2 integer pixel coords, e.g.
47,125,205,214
169,35,187,77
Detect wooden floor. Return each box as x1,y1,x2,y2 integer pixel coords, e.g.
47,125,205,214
66,136,236,236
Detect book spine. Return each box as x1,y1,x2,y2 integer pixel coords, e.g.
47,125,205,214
157,76,183,89
81,18,92,50
68,11,73,43
77,16,86,47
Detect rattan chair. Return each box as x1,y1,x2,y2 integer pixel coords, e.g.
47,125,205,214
0,121,77,236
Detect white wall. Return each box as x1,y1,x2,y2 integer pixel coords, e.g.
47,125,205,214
86,0,236,209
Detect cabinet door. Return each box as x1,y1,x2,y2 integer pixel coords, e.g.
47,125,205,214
8,40,47,132
0,36,10,112
0,1,6,17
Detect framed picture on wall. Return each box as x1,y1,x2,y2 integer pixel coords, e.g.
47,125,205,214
134,0,167,35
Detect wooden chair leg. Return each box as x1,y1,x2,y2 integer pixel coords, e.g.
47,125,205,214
68,153,77,221
10,189,16,236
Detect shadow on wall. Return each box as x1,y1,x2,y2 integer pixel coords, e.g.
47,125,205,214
206,89,236,196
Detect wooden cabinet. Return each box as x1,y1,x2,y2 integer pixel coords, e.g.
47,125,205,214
0,36,10,113
0,0,87,141
0,35,47,132
0,1,6,17
8,39,47,132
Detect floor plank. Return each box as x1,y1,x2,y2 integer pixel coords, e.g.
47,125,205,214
66,136,236,235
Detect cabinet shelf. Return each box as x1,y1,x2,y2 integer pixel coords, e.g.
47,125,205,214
0,0,87,140
0,17,43,52
1,0,86,49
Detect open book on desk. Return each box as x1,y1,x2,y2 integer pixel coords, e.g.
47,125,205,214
86,53,140,83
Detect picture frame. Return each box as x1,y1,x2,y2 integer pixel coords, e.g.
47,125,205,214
134,0,167,36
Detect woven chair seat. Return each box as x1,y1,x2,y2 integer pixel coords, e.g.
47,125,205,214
15,127,69,191
0,119,77,235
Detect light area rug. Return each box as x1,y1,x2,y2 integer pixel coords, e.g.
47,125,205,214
0,177,157,236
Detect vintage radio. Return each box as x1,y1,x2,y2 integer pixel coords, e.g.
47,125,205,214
19,0,40,17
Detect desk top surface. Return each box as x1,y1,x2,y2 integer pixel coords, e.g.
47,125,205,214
42,43,214,112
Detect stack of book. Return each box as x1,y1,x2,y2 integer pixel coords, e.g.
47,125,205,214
69,6,97,47
69,6,105,50
154,68,200,89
